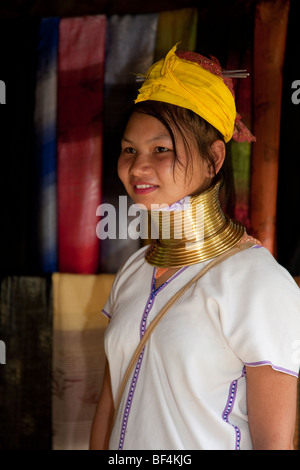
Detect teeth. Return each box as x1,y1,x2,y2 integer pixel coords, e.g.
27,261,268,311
135,184,155,189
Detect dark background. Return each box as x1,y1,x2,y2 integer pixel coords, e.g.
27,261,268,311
0,0,299,451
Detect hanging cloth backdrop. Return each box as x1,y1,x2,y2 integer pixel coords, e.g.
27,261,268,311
100,13,158,273
51,272,114,450
251,0,290,255
104,13,158,86
34,17,59,273
225,9,254,231
0,276,52,449
57,16,106,274
154,8,198,61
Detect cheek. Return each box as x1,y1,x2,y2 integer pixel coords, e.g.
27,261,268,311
117,158,129,184
158,156,178,178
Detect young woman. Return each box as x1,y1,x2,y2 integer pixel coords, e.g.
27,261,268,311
90,45,300,450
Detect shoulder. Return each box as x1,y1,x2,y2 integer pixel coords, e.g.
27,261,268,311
215,244,300,334
214,246,300,376
204,244,300,328
217,245,298,290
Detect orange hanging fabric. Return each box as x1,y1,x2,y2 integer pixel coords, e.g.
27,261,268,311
57,16,106,273
250,0,290,255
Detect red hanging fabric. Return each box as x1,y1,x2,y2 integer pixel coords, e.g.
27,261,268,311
251,0,290,255
57,16,106,273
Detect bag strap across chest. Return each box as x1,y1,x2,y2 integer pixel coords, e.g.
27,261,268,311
113,241,255,425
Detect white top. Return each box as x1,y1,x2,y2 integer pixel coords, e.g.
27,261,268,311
102,244,300,450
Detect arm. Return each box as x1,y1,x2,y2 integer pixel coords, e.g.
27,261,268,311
89,359,115,450
246,365,298,450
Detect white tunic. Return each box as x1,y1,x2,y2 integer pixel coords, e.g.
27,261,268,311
102,244,300,450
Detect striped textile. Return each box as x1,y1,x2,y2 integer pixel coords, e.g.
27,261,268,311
52,272,114,449
101,13,158,273
227,45,253,232
251,0,290,255
154,7,198,61
57,16,106,274
34,17,59,273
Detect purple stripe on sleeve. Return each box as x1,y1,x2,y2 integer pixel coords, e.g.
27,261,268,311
243,361,299,377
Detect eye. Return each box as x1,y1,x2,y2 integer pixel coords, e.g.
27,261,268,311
122,147,136,154
155,146,171,153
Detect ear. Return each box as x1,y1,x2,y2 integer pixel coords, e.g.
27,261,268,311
209,140,226,176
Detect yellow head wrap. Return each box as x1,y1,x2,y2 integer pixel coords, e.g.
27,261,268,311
135,44,237,143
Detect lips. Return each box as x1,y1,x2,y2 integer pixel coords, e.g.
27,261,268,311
131,182,159,195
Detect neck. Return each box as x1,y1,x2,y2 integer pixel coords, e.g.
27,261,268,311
145,178,245,267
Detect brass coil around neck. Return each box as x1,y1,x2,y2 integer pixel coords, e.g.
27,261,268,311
145,178,245,267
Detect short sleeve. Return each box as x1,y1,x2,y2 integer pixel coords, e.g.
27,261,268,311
102,291,113,320
221,247,300,377
101,262,126,321
101,268,123,321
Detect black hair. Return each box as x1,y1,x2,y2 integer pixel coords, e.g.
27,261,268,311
126,100,235,214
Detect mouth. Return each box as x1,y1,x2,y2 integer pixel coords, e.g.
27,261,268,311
132,184,159,195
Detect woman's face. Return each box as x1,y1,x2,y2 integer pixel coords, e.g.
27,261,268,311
118,112,211,209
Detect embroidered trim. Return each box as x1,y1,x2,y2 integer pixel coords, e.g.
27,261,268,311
117,267,187,450
118,281,155,450
222,367,246,450
118,347,146,450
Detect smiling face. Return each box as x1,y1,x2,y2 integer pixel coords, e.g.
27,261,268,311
117,111,212,209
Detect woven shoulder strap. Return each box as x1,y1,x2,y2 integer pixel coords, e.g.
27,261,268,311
113,241,254,424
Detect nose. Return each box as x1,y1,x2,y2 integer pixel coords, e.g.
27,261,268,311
129,152,152,176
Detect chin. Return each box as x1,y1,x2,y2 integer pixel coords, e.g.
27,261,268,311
134,201,153,211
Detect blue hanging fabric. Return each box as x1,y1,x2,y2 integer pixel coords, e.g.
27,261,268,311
34,17,59,273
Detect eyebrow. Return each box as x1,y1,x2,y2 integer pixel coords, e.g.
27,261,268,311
121,134,172,144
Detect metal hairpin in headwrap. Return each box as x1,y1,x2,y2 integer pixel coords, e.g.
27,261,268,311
136,70,250,81
222,70,250,78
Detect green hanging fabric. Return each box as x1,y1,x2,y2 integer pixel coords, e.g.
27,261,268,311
231,141,251,230
154,8,198,61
